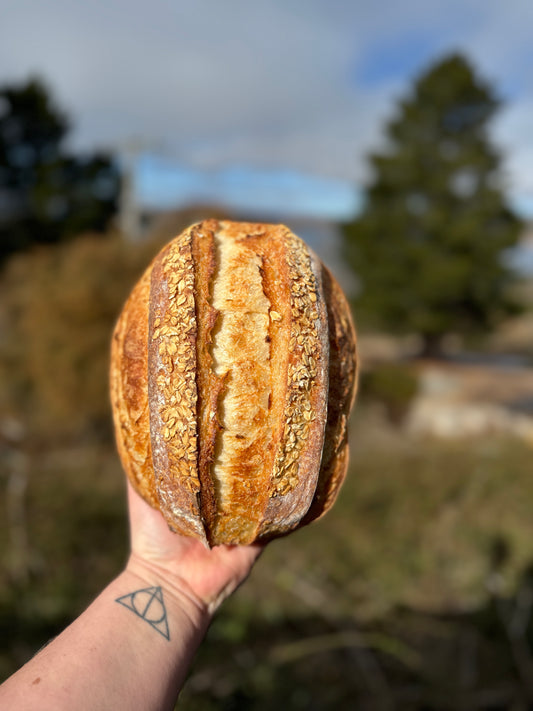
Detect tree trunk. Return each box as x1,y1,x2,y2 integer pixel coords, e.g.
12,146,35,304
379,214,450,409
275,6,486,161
420,333,443,359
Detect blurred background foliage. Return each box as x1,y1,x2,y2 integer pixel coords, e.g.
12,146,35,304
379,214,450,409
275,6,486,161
0,53,533,711
0,78,119,263
0,231,158,442
342,55,523,356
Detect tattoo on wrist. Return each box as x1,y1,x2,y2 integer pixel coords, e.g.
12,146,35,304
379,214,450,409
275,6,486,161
115,585,170,640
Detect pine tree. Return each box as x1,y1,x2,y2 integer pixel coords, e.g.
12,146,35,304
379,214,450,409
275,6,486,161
342,53,522,354
0,78,120,262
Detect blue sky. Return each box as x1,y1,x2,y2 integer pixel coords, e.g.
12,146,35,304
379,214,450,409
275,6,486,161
1,0,533,219
136,156,360,220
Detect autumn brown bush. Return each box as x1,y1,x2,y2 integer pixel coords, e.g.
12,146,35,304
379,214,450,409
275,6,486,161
0,231,163,444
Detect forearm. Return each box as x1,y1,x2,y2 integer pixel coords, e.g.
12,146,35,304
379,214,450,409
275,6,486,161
0,565,211,711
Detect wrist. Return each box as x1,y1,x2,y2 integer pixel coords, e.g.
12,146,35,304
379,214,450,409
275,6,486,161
124,555,212,633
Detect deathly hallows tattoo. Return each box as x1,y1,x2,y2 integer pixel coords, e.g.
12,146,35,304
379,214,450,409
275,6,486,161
115,585,170,640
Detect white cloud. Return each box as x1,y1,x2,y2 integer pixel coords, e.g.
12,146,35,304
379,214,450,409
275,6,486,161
0,0,532,193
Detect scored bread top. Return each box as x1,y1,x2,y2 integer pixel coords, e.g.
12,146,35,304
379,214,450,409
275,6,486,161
147,235,204,540
111,220,357,546
207,224,274,542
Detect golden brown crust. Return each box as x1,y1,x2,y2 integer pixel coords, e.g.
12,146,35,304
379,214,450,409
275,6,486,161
110,267,158,507
191,221,223,543
209,221,286,544
300,264,358,525
110,220,358,547
258,236,329,539
147,231,206,542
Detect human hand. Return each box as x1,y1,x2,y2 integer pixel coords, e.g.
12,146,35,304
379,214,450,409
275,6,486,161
125,483,262,618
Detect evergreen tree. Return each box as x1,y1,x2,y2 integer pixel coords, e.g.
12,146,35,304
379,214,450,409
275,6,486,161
0,78,120,262
342,54,522,353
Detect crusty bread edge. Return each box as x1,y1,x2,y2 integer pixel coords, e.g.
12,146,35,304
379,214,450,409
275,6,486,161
110,265,158,508
300,262,358,526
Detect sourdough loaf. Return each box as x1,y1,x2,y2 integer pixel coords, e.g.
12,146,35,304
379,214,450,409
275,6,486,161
110,220,357,546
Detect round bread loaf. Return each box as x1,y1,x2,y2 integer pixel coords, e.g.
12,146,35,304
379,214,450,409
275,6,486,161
110,220,357,547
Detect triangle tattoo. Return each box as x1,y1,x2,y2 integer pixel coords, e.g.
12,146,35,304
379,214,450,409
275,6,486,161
115,585,170,640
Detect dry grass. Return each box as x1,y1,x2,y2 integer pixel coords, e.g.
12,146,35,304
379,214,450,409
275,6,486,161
1,410,533,707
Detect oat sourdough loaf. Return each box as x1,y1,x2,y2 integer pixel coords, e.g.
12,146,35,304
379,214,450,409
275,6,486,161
110,220,358,547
